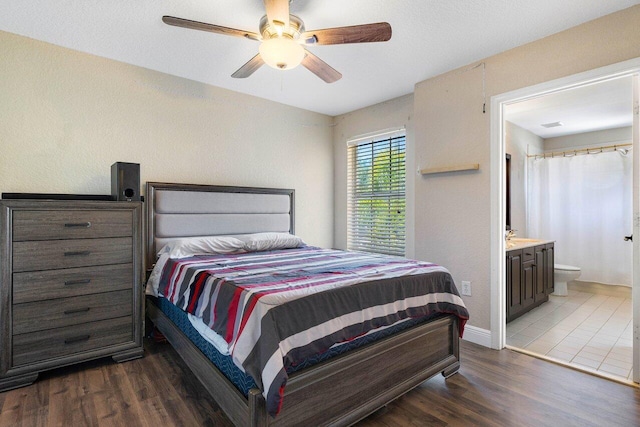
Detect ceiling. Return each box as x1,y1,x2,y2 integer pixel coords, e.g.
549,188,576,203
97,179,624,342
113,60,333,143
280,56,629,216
0,1,638,116
505,76,634,138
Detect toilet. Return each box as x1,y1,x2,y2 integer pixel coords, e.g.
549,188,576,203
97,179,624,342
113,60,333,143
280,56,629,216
553,264,581,296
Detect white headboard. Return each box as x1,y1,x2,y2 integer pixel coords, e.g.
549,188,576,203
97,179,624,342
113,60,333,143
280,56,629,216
145,182,295,268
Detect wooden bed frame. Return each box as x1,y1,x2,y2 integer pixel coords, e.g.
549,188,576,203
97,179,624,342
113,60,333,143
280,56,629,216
145,182,460,426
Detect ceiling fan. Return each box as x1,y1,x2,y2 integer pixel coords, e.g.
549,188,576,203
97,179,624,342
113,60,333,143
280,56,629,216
162,0,392,83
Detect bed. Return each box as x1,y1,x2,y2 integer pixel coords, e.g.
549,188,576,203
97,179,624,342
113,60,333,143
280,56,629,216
144,181,468,426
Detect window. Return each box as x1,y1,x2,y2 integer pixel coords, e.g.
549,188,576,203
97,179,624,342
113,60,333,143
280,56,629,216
347,130,406,256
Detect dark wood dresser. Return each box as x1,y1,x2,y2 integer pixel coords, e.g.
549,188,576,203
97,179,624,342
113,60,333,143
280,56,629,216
0,199,144,391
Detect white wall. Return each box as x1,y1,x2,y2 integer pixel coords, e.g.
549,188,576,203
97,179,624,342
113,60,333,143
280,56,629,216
0,31,334,248
505,121,544,237
332,94,415,257
545,126,632,152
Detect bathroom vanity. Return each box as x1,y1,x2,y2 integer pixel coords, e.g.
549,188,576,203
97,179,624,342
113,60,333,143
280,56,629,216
506,240,555,323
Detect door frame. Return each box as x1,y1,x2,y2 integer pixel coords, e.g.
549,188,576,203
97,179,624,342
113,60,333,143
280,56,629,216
490,58,640,383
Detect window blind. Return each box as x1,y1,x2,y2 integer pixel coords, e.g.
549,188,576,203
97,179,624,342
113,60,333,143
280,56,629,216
347,133,406,256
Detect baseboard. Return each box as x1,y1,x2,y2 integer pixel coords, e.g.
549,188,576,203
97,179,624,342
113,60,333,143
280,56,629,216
462,325,492,348
569,280,631,298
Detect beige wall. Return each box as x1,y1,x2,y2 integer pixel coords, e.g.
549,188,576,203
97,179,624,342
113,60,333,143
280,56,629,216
414,63,491,332
331,6,640,333
413,5,640,331
332,94,415,257
6,5,639,334
0,31,334,248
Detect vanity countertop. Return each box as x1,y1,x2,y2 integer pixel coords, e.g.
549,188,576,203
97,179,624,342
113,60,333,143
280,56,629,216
506,238,554,251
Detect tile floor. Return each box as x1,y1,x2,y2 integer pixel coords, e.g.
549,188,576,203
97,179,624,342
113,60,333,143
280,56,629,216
506,288,634,381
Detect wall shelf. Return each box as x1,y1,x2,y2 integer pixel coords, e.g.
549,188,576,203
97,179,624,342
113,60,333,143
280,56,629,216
419,163,479,175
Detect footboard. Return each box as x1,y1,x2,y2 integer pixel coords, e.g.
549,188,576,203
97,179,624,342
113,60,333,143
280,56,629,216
250,315,460,426
149,297,459,427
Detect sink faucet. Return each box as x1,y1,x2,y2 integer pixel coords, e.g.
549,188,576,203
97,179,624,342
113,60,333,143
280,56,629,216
505,229,517,241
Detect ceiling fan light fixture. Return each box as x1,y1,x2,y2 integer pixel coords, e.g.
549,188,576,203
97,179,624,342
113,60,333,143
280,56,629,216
163,6,390,83
259,36,305,70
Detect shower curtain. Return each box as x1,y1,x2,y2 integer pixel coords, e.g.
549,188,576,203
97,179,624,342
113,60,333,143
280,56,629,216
528,150,632,286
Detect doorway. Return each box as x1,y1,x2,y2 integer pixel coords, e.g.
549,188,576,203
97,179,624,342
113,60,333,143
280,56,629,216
490,58,640,385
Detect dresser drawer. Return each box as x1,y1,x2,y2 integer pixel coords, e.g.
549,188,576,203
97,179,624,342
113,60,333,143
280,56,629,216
13,264,133,304
13,237,132,272
13,289,132,335
12,316,133,367
12,210,133,241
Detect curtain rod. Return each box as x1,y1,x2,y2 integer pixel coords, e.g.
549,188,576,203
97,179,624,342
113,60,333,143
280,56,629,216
527,142,632,159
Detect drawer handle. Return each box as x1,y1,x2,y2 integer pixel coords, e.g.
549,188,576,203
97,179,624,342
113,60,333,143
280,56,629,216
64,307,91,315
64,251,91,257
64,335,91,345
64,279,91,286
64,222,92,228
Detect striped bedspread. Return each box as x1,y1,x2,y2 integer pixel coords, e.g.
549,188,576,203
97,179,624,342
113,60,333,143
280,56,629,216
157,246,469,417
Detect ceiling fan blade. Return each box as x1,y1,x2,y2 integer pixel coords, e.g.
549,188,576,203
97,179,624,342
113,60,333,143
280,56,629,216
264,0,290,29
301,50,341,83
302,22,391,45
231,53,265,78
162,16,260,41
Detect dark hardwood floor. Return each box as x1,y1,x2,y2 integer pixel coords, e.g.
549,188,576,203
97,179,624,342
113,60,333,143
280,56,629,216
1,338,639,426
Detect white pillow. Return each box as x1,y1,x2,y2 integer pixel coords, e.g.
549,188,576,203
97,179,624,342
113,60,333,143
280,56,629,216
238,232,305,252
146,234,302,296
158,235,246,259
146,252,169,297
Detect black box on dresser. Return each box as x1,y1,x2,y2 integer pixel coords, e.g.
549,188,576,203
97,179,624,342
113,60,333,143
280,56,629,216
0,199,144,391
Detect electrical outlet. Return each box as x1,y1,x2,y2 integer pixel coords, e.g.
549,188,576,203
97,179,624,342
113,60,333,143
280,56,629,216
461,280,472,296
